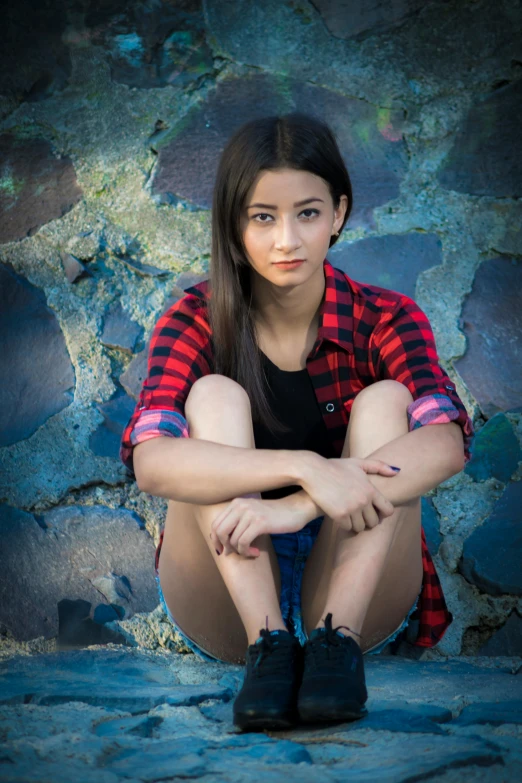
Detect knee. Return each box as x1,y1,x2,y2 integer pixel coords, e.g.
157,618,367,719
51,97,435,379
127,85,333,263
185,374,251,419
352,380,413,415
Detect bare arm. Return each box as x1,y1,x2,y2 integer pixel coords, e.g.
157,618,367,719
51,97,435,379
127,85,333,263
289,421,465,520
363,421,465,505
133,437,306,504
134,420,462,525
224,423,463,526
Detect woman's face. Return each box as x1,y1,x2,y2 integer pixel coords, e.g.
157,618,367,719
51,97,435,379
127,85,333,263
241,168,348,289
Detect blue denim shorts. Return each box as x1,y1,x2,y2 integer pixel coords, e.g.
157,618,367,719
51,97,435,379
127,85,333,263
155,515,421,664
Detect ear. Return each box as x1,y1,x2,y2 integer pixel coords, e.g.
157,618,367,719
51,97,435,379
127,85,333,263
333,194,349,233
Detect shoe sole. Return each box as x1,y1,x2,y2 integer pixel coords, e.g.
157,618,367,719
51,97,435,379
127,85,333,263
298,702,367,724
233,713,297,732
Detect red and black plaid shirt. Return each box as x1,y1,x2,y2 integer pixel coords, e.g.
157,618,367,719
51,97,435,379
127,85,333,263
121,259,475,649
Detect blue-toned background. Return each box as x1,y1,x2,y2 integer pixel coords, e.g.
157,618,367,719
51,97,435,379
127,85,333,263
0,0,521,657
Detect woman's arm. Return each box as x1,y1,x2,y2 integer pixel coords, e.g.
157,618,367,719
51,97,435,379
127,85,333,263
133,436,306,503
362,422,465,505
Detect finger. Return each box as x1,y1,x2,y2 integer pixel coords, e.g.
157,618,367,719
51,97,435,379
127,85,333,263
360,459,401,476
211,497,249,532
340,513,353,532
351,511,365,534
237,524,262,558
214,513,242,555
212,514,232,551
210,515,228,554
210,505,235,549
229,516,255,553
362,503,380,529
371,490,395,518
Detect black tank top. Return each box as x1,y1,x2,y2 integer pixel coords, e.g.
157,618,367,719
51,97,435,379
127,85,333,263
252,351,336,500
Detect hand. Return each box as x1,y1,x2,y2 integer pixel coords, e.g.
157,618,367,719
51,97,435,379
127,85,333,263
299,455,399,533
210,494,310,558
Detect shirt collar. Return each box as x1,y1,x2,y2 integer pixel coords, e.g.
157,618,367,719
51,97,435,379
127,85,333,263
316,258,354,355
185,258,355,355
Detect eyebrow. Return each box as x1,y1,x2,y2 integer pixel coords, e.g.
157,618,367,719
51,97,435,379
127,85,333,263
246,197,325,210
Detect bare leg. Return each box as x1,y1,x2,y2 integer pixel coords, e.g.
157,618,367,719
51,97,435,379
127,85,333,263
301,380,424,651
157,375,285,664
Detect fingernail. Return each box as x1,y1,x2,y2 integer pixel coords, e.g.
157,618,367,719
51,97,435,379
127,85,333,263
390,465,401,471
215,549,221,556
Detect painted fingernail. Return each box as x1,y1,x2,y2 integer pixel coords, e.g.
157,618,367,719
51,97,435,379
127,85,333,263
390,466,401,471
215,549,221,556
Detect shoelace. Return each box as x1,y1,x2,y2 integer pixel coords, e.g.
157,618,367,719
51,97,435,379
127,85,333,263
306,613,359,669
248,628,295,678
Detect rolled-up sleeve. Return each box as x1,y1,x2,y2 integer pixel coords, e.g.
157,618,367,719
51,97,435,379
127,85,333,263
120,292,212,473
370,296,475,464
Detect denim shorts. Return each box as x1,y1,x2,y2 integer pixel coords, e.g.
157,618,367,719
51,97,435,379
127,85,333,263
155,515,421,664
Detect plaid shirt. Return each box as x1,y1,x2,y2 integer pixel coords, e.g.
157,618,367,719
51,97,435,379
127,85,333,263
121,259,475,649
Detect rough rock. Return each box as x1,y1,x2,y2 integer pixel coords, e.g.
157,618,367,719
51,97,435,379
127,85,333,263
421,496,442,556
175,270,209,290
0,0,71,101
453,701,522,726
459,481,522,596
152,72,408,228
464,413,521,483
0,263,75,447
120,348,148,400
478,611,522,657
101,302,142,352
117,254,169,277
328,232,442,300
0,134,82,243
85,0,215,90
205,0,522,106
309,0,445,40
65,230,102,261
89,393,138,460
438,80,522,198
60,252,90,283
1,649,520,782
57,598,129,650
0,504,157,641
455,256,522,417
106,604,194,655
351,707,448,735
360,656,522,706
301,734,504,781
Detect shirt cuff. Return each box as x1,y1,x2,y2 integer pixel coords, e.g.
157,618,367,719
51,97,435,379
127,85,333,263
129,409,189,445
407,393,474,464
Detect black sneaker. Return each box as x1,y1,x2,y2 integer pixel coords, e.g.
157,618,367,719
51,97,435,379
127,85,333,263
297,613,368,723
233,628,303,731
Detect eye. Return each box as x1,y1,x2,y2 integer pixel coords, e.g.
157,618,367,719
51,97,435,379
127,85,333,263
252,213,274,223
300,208,320,219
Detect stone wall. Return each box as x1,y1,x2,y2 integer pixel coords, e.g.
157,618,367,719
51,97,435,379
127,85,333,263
0,0,521,657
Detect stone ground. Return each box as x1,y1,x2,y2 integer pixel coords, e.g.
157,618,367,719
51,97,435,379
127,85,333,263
1,645,522,782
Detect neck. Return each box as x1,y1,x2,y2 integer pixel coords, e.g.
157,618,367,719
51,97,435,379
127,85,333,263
252,262,326,336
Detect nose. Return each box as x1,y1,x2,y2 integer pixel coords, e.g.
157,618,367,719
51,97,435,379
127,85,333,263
274,215,301,253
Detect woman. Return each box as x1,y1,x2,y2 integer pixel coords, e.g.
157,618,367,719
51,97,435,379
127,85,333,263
120,113,474,732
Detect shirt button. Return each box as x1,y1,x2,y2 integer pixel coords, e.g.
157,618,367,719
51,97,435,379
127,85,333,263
326,403,335,413
445,385,453,391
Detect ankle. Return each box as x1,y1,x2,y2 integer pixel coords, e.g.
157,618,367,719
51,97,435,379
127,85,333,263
335,628,362,645
246,619,288,646
313,612,363,645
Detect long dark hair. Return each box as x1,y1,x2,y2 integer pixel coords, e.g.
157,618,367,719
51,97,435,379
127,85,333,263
208,113,352,432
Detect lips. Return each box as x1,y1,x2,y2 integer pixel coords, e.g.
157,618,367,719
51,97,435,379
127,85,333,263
272,259,305,267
